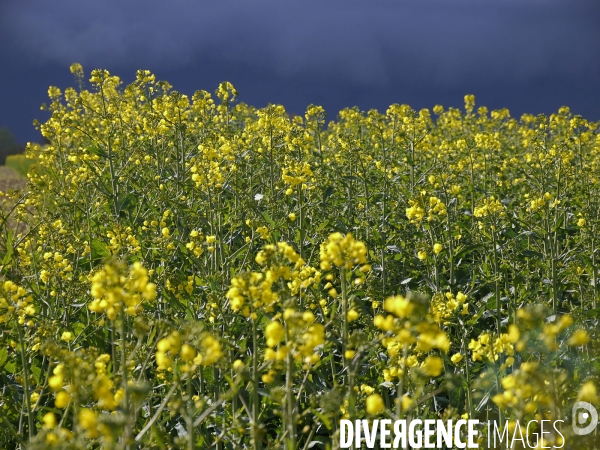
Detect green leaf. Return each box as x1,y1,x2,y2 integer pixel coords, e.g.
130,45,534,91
91,239,109,259
1,229,14,266
0,347,7,367
311,408,332,430
322,185,334,203
520,249,544,259
4,361,16,374
118,194,135,214
30,365,41,384
261,211,275,228
454,244,479,260
88,146,108,158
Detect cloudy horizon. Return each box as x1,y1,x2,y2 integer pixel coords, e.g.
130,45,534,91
1,0,599,145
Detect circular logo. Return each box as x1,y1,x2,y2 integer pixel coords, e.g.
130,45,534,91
572,401,598,436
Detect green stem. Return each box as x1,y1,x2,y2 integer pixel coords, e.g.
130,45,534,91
298,185,305,260
340,267,348,384
462,334,473,417
285,351,296,450
187,376,194,450
16,324,34,441
592,239,598,309
120,317,132,449
395,344,408,420
492,228,501,334
252,318,261,450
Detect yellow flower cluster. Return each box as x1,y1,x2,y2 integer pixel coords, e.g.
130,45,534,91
319,232,367,270
492,361,551,414
263,310,325,366
3,67,600,447
185,229,205,257
227,241,321,316
526,192,560,212
406,195,447,225
88,261,156,319
426,196,447,221
430,291,468,323
406,199,425,224
468,325,519,365
262,315,323,386
0,280,34,326
374,294,450,382
155,330,222,373
93,354,121,410
473,196,504,218
38,248,74,285
282,160,313,189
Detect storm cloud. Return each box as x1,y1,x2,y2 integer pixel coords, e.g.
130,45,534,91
1,0,599,143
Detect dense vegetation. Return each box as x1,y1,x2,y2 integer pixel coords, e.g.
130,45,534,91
5,153,37,178
0,126,25,166
0,64,598,449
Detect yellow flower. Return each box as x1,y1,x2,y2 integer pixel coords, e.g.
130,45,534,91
40,270,50,284
168,331,181,353
501,375,516,390
79,408,99,437
433,243,443,255
265,322,285,347
319,232,367,270
417,251,427,260
256,226,269,240
421,356,444,377
451,353,463,364
161,227,170,237
198,335,222,365
401,395,413,411
48,375,63,391
42,412,56,429
233,359,245,371
61,331,73,342
55,390,71,408
180,344,197,362
406,200,425,224
507,324,520,343
578,382,597,403
360,384,374,395
157,338,171,352
156,351,172,370
347,309,359,322
262,370,276,383
69,62,83,75
88,261,155,318
366,393,385,415
374,314,394,331
568,329,589,346
302,311,315,323
384,295,413,318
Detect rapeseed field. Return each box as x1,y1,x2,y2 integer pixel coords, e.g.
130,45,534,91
0,65,598,449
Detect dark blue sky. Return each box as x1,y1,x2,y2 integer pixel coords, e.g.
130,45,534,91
1,0,599,145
